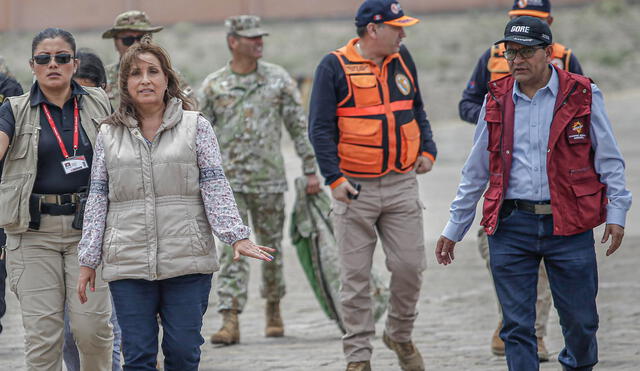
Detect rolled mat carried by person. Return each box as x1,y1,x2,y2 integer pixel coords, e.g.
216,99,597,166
290,176,389,333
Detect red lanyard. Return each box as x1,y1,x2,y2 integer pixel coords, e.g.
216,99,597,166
41,97,79,159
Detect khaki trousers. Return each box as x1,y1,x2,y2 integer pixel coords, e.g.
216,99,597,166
477,227,551,337
332,171,426,362
5,214,113,371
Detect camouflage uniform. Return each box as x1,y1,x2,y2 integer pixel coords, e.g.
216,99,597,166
199,43,317,312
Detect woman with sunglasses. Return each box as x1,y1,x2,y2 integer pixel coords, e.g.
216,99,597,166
0,28,114,370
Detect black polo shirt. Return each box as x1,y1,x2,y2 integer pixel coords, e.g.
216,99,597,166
0,81,94,194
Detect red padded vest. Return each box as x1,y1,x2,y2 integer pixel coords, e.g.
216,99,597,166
481,66,607,236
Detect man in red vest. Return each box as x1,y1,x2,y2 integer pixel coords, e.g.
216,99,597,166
459,1,584,359
309,1,437,370
436,16,631,371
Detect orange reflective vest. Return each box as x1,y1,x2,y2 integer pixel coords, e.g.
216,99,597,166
332,39,425,179
488,42,572,81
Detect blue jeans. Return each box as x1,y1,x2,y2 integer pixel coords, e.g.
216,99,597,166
489,207,598,371
63,297,122,371
109,273,212,371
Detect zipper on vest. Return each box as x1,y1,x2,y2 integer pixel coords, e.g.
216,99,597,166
488,90,506,234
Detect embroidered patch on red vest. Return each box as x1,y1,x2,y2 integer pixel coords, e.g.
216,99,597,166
567,120,588,143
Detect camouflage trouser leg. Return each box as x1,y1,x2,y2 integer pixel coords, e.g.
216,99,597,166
478,227,552,337
215,192,285,312
216,194,251,313
244,193,286,303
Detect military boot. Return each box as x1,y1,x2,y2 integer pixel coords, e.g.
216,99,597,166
382,332,425,371
265,300,284,337
345,361,371,371
210,309,240,345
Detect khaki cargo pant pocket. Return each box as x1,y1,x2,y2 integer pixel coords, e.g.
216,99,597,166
5,234,24,297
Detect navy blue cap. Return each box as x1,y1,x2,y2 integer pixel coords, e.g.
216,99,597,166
509,0,551,18
495,16,553,46
355,0,419,28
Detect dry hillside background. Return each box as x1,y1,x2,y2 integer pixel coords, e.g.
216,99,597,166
1,0,639,122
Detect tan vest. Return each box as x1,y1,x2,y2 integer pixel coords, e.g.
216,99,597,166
0,87,111,234
99,100,218,281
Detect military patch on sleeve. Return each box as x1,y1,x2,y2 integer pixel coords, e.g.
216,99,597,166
395,73,411,96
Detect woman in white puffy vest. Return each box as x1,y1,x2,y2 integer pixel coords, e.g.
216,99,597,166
76,37,274,371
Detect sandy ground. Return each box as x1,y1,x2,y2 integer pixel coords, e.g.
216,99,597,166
1,86,639,370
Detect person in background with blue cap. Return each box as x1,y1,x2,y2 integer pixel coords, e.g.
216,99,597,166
437,16,631,371
309,1,436,370
457,0,584,360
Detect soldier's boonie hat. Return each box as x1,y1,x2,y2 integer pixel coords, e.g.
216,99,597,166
509,0,551,18
495,16,553,46
225,15,269,37
355,0,419,28
102,10,163,39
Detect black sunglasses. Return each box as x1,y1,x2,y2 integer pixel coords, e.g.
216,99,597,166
118,35,144,47
32,53,74,65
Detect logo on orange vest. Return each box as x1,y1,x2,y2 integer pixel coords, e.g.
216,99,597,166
391,3,402,15
344,64,372,74
569,120,586,140
395,73,410,95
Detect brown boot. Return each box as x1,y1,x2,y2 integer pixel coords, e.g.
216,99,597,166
210,309,240,345
382,332,424,371
537,337,550,362
345,361,371,371
491,323,505,356
265,300,284,337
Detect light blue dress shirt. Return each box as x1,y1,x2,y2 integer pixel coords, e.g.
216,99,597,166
443,67,632,242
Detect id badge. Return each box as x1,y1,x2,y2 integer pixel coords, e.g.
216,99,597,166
61,155,89,174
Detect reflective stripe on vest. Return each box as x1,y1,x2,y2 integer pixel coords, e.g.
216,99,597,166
331,41,421,178
488,42,572,81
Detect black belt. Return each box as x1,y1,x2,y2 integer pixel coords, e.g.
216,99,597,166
503,199,552,215
30,193,78,216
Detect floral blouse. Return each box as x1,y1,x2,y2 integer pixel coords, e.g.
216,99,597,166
78,116,251,269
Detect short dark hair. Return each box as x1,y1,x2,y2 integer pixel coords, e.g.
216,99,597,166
74,48,107,88
32,28,76,56
356,25,367,37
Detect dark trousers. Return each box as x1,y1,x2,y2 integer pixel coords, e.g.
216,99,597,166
0,228,6,334
109,273,212,371
488,208,598,371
